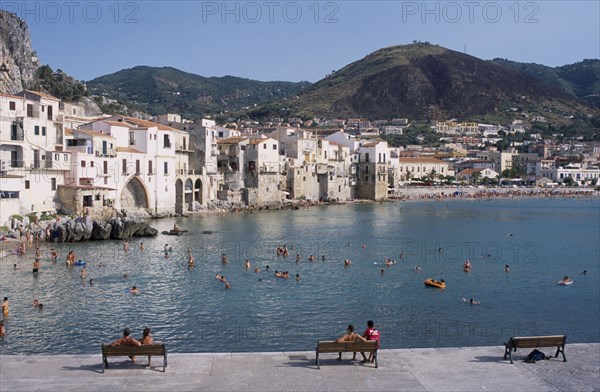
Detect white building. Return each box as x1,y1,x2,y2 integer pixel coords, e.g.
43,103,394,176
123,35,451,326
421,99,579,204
1,91,69,223
537,162,600,185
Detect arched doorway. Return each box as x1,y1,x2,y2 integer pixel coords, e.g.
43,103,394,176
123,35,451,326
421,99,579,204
120,177,149,210
194,179,203,207
175,179,184,215
185,179,193,211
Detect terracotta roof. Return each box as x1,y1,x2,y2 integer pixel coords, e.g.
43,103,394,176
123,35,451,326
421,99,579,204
249,138,274,145
0,92,23,100
399,157,447,164
217,136,247,144
457,168,490,176
116,147,144,154
23,90,60,101
58,184,117,191
75,129,115,139
103,120,131,128
64,129,73,135
114,116,178,131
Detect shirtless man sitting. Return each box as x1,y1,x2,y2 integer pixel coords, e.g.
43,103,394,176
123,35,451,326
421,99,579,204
336,324,367,360
109,328,141,364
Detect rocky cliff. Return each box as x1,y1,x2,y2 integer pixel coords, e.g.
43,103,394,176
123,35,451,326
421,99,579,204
0,10,39,94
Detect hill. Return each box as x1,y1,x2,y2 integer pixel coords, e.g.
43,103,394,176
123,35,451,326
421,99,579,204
0,10,40,94
489,58,600,108
248,43,598,124
86,66,311,119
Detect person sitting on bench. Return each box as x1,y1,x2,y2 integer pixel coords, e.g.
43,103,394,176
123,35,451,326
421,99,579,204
336,324,367,360
109,328,141,364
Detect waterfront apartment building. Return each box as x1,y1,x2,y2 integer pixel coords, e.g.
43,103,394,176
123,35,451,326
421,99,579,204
0,91,69,223
537,161,600,185
1,92,203,223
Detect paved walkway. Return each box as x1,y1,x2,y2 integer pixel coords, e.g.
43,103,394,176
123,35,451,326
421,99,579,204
1,344,598,391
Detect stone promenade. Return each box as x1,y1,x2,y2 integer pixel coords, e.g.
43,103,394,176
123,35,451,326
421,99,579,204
1,343,598,391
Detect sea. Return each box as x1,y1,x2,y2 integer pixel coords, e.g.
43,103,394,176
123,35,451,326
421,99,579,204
1,197,599,354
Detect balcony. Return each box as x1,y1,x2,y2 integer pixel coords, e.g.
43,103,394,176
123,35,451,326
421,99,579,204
175,146,194,153
95,150,117,158
177,169,196,176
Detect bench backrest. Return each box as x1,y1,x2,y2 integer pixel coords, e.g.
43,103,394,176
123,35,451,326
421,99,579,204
508,335,566,348
317,340,378,353
102,343,165,356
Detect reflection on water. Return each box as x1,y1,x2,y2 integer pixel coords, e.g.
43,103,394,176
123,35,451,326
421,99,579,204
1,198,598,354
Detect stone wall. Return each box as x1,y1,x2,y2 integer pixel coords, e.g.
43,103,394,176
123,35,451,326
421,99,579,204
287,165,320,201
356,163,388,200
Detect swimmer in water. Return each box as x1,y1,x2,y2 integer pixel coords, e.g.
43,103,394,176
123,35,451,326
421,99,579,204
129,286,139,294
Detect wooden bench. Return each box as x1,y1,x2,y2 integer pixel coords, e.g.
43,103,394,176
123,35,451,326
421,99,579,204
101,343,167,372
503,335,566,364
315,340,378,369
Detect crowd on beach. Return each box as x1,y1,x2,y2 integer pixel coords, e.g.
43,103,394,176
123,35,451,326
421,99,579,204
389,187,598,201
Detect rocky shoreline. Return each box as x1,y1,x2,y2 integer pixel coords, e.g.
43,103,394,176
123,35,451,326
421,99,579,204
2,216,158,244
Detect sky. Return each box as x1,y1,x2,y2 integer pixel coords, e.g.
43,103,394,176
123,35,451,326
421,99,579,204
3,0,599,83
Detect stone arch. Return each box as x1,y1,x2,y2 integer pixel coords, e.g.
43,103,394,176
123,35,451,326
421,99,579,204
120,177,149,209
194,179,203,206
185,178,193,211
175,179,184,215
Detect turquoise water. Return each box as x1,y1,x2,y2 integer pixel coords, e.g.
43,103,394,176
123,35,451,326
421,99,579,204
1,198,599,354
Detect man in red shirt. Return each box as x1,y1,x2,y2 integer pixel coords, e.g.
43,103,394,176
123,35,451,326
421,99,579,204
353,320,380,363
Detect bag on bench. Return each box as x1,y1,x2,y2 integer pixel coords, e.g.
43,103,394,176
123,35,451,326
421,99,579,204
525,349,546,363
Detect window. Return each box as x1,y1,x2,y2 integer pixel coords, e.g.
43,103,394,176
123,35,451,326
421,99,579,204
34,126,40,135
51,178,56,191
72,108,77,115
103,161,108,175
164,162,169,175
263,144,267,149
25,180,30,189
81,160,86,167
90,161,94,167
241,145,245,151
47,105,53,120
148,160,153,175
95,194,101,201
9,101,15,110
54,154,59,161
64,154,68,161
122,159,127,174
42,127,46,136
163,135,171,148
27,104,33,117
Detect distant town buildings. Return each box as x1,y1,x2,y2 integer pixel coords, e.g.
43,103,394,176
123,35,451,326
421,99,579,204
1,91,599,224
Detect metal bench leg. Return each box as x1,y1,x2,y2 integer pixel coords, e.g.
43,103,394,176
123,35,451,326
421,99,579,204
509,350,514,364
374,352,378,368
556,346,566,362
316,351,320,369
